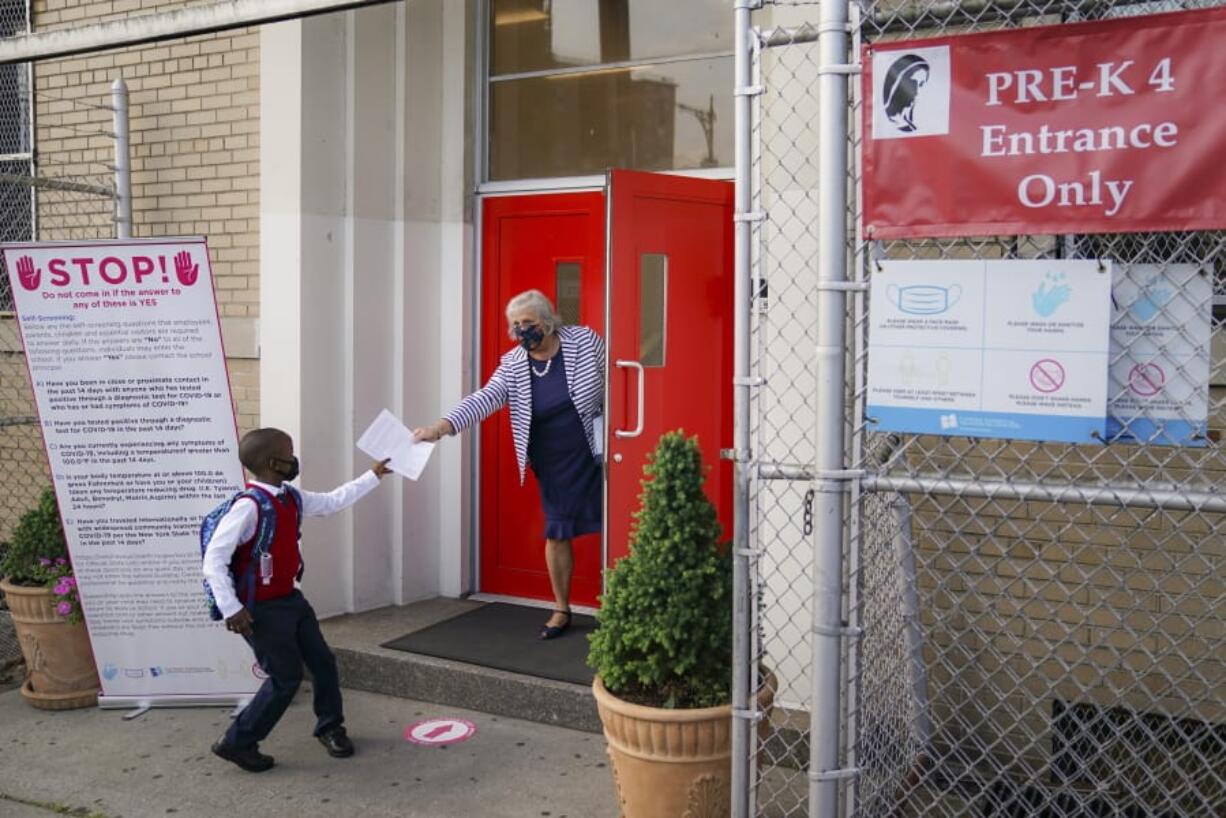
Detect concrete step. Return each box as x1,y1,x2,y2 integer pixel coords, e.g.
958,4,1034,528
319,597,602,734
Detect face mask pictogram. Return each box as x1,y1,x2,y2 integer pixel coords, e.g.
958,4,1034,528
887,283,962,315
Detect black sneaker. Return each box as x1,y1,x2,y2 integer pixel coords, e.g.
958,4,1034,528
211,739,275,772
317,726,355,758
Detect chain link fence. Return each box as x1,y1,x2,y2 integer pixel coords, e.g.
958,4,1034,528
0,7,116,673
0,31,119,310
1,122,113,552
743,1,1226,817
0,0,34,312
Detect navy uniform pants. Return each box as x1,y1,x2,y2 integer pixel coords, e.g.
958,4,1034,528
225,590,343,748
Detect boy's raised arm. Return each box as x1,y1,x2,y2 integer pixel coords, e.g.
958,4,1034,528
297,458,392,517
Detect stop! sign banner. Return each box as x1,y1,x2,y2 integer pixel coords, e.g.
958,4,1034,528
861,6,1226,239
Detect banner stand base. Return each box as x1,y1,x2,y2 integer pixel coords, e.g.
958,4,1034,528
98,694,253,721
123,703,151,721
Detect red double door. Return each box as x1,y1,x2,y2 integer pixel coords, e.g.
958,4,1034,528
478,170,734,607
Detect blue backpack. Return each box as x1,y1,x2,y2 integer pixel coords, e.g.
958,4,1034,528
201,486,304,621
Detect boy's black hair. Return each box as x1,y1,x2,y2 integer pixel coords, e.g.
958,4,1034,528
239,427,291,473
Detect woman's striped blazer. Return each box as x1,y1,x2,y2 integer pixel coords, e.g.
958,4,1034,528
444,324,606,484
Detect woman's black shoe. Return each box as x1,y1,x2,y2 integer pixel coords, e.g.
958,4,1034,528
539,610,572,640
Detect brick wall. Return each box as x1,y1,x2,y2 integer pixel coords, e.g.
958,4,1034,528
31,0,261,433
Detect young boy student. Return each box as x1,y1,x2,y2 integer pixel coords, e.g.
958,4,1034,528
202,427,392,773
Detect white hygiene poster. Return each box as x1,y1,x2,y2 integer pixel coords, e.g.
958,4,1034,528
867,259,1113,443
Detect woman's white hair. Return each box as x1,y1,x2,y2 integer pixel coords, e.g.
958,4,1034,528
505,289,563,340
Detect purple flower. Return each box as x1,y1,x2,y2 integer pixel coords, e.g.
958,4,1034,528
55,601,72,617
38,558,51,566
55,558,67,566
62,576,76,589
54,580,69,595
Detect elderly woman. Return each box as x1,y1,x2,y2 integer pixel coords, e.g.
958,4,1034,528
413,289,605,639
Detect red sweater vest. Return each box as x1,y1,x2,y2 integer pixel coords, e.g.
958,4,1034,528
230,485,301,604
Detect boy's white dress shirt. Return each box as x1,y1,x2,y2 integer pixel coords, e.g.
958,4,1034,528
202,472,380,619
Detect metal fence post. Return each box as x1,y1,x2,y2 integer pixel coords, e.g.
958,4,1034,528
812,0,852,816
731,1,756,816
111,77,131,239
26,0,37,241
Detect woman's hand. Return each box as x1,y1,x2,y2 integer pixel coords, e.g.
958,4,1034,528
412,419,454,442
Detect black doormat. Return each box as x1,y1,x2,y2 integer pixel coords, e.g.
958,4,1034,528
380,602,597,686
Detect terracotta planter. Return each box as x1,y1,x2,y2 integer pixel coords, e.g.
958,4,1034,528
593,673,776,818
1,578,99,710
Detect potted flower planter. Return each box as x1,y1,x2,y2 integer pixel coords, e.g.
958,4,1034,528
0,488,99,710
1,578,98,710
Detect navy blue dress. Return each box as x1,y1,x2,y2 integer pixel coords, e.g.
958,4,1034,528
527,347,603,540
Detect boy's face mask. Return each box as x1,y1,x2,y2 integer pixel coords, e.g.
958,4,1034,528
270,455,300,482
513,323,544,351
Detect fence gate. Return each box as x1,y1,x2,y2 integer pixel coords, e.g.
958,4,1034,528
735,2,1226,817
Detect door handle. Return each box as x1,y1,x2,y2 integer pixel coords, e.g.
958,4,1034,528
615,359,644,439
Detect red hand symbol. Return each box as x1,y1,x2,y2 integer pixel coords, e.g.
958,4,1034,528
15,256,40,291
174,250,199,286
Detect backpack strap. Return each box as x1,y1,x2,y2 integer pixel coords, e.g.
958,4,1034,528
233,488,277,615
281,484,306,581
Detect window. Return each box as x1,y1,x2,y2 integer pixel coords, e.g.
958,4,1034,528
639,253,666,366
487,0,733,181
555,261,582,325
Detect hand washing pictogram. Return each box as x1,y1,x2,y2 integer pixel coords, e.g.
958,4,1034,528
1032,271,1071,317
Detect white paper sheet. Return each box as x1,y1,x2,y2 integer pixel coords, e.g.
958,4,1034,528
356,409,435,480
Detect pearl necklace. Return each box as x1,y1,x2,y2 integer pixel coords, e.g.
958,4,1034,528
530,356,553,377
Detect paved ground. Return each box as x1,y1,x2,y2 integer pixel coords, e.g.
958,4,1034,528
0,683,621,818
0,800,56,818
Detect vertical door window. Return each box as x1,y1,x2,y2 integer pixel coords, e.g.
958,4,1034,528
556,261,582,325
639,253,666,366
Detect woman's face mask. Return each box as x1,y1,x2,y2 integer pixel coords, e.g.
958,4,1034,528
513,323,545,351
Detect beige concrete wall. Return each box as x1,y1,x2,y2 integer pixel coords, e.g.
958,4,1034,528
30,0,261,433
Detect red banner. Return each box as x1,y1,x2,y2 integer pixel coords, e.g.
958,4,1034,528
861,7,1226,239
